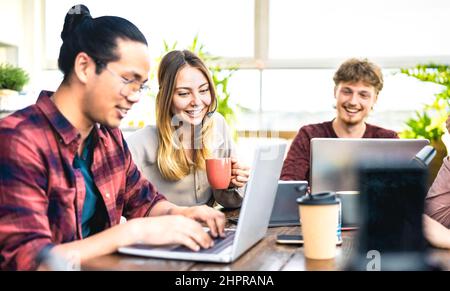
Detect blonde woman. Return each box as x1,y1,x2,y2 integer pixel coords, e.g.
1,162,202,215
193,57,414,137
127,50,249,208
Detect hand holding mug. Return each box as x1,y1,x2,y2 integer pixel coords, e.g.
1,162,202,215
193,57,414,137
230,158,250,188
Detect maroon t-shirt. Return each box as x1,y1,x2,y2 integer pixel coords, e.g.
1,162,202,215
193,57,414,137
280,120,399,183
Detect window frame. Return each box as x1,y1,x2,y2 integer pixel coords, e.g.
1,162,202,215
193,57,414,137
41,0,450,69
38,0,450,131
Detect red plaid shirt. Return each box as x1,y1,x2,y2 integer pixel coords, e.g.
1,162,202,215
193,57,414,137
0,91,166,270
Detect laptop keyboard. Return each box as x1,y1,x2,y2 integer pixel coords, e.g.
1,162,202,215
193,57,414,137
173,230,236,254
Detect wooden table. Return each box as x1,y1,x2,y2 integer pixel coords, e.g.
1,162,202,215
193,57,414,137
82,213,450,271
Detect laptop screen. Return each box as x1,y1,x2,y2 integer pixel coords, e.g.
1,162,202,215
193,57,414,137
310,138,429,193
357,164,428,253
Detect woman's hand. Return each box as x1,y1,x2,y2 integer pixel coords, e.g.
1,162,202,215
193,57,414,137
230,158,250,188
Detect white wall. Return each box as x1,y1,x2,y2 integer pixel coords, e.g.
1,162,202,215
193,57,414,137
0,0,22,46
0,0,45,93
20,0,45,84
0,0,23,65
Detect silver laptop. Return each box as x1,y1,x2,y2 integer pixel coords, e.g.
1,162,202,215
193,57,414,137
118,143,287,263
228,180,307,227
310,138,429,194
268,180,307,227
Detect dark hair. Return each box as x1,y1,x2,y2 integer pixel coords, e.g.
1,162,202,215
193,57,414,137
58,4,148,82
333,58,384,94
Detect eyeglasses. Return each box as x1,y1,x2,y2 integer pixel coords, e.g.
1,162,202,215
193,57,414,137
96,60,150,99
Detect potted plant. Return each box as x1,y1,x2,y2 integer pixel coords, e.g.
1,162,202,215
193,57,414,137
400,64,450,186
0,63,29,110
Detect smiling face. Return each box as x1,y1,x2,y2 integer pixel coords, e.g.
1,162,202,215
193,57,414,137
334,81,377,126
83,39,150,128
171,65,212,126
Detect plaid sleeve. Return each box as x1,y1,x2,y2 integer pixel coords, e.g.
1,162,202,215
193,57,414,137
0,131,54,271
121,136,166,219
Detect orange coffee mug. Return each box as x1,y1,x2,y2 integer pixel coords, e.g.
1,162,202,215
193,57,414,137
206,158,232,190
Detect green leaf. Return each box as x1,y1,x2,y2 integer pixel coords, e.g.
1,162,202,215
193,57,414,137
400,63,450,141
0,63,30,91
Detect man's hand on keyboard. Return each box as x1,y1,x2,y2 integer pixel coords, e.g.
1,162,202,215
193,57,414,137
174,205,226,238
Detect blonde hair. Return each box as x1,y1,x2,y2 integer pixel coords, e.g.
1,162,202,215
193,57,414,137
156,50,217,181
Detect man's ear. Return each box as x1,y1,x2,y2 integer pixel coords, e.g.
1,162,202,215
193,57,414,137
371,94,379,111
73,52,94,84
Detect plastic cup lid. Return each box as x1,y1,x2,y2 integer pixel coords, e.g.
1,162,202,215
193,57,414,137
297,192,339,206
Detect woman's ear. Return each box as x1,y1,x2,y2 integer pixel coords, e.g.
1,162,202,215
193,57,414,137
73,52,94,84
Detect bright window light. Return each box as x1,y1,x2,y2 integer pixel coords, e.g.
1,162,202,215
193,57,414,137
45,0,255,62
270,0,450,59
